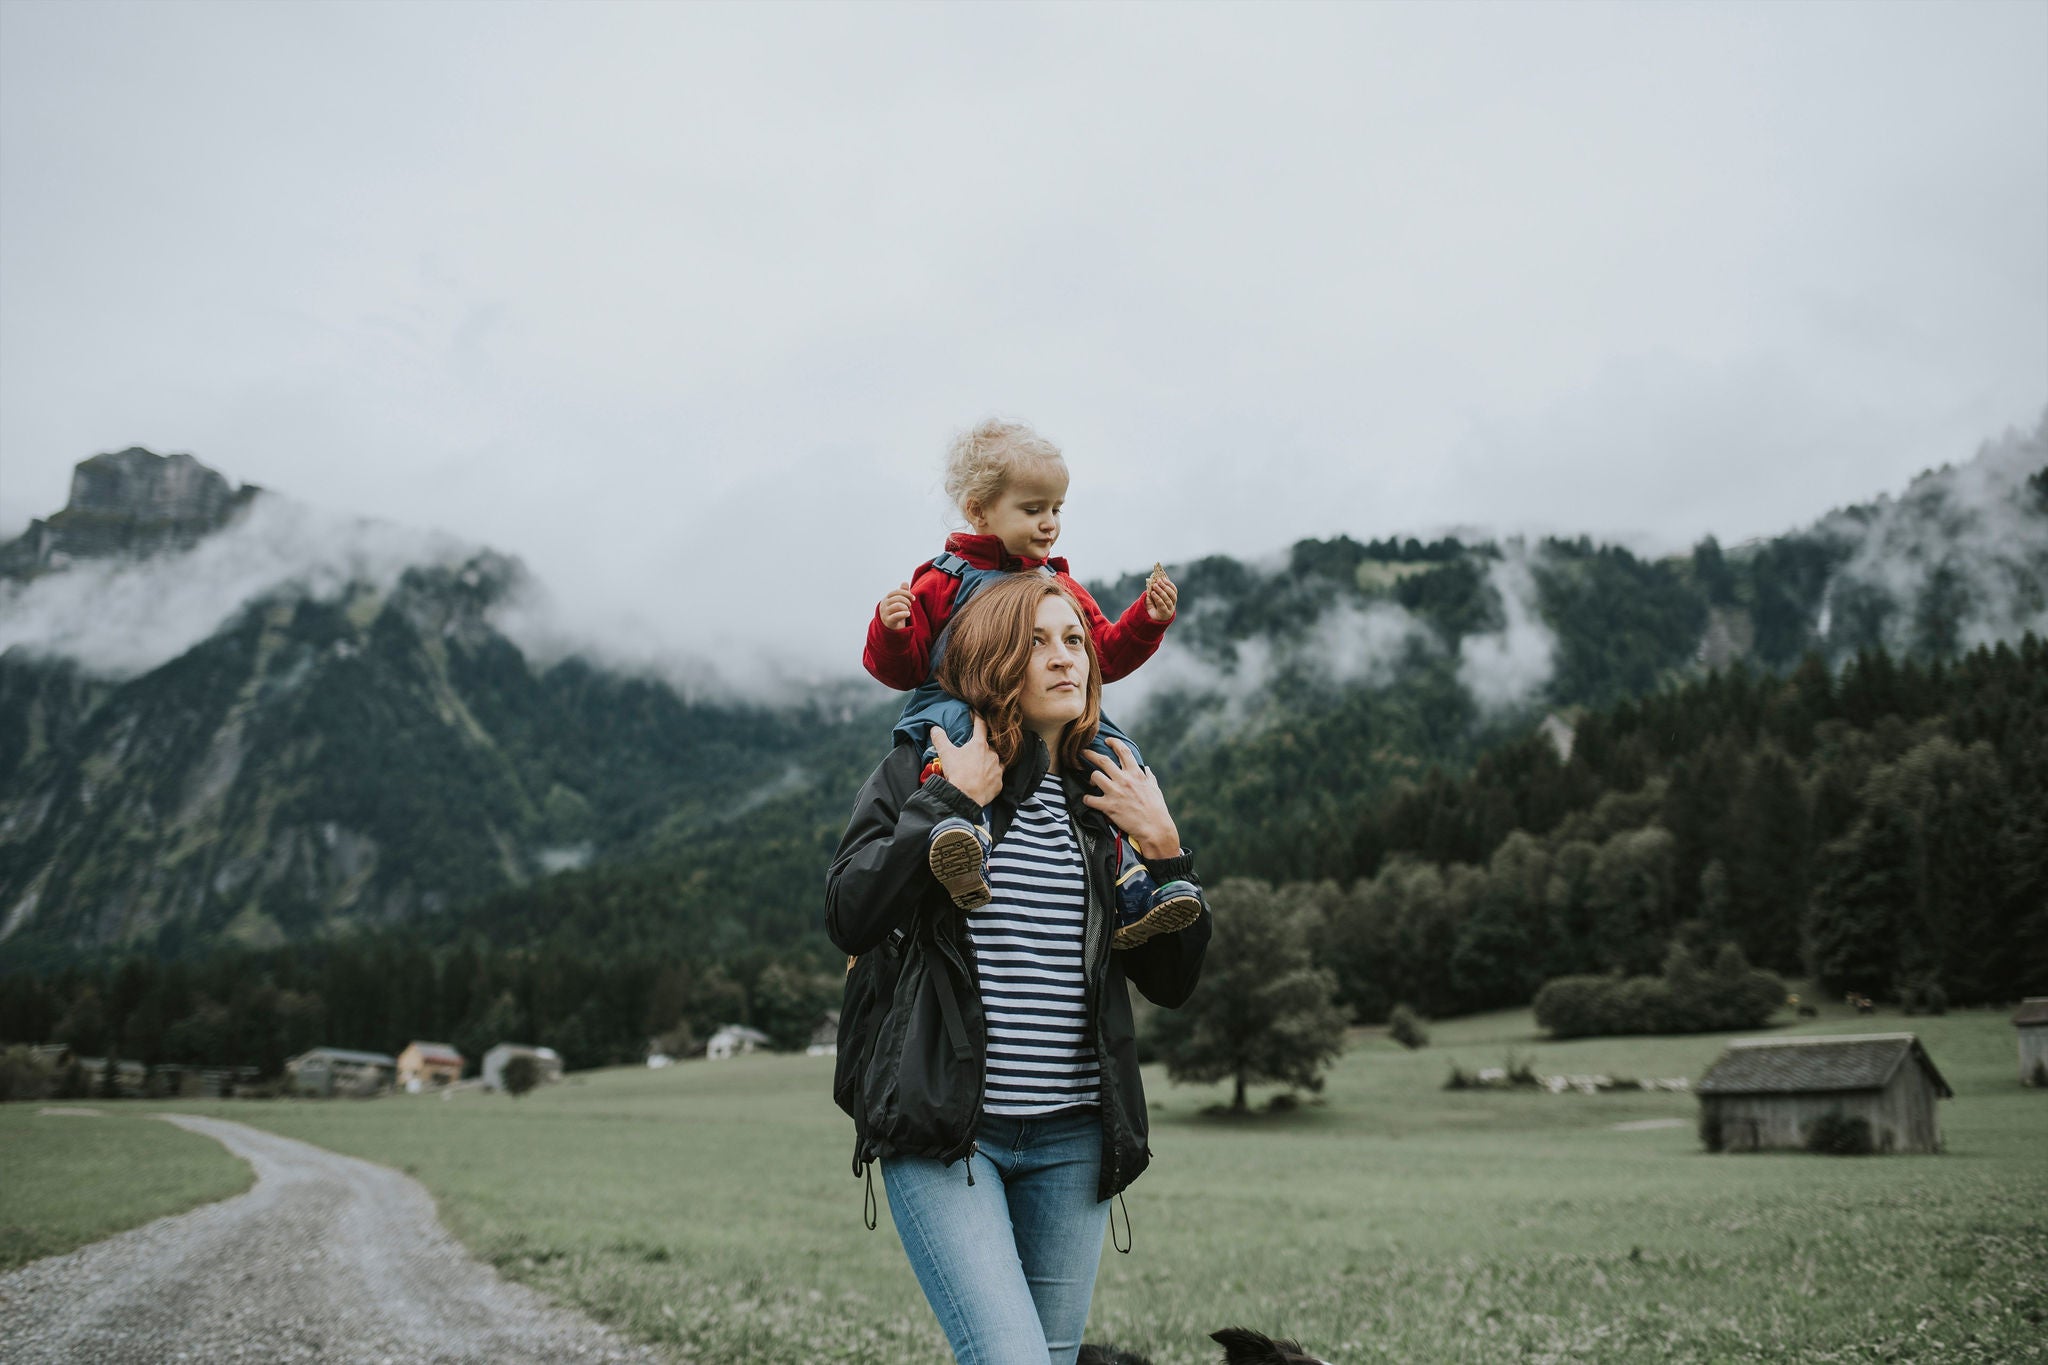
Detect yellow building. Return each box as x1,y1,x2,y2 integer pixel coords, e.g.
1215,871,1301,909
396,1041,465,1089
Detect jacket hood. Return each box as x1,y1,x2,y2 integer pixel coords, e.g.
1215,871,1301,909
943,531,1070,576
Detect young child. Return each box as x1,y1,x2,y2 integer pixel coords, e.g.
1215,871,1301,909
865,418,1199,950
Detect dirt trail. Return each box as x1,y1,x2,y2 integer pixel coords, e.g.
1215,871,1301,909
0,1113,667,1364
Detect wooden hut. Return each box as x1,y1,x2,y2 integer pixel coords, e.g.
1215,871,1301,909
1696,1033,1951,1154
2016,998,2048,1086
705,1024,769,1060
285,1047,396,1097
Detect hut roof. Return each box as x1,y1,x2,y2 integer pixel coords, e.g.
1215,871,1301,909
289,1048,397,1067
1696,1033,1952,1099
2013,998,2048,1027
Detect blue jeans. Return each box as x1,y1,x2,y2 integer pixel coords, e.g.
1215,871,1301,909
882,1108,1111,1365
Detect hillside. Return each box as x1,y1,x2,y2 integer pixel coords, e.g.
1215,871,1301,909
1,417,2042,971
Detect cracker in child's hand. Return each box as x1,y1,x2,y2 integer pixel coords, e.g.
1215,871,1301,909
1149,561,1164,585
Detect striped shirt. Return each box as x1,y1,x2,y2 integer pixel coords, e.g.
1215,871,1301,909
968,771,1100,1115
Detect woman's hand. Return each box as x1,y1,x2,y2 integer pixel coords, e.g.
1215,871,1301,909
929,718,1003,806
1081,738,1181,855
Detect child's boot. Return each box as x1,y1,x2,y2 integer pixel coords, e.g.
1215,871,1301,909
928,816,994,910
1111,833,1202,950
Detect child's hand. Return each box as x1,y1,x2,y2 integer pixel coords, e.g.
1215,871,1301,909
878,582,915,631
1144,569,1177,623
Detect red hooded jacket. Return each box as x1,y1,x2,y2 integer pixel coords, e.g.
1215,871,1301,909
864,533,1171,691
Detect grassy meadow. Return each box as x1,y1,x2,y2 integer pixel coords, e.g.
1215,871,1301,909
0,1104,254,1268
8,1004,2045,1363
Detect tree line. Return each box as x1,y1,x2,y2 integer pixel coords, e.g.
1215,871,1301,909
2,635,2040,1081
0,932,841,1081
1325,636,2045,1018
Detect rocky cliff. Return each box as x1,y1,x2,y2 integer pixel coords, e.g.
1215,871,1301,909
0,448,260,581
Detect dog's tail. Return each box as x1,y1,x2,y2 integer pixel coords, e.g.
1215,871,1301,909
1210,1327,1325,1364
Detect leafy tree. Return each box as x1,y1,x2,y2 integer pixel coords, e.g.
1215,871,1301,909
0,1045,51,1102
1588,826,1677,975
750,961,836,1053
500,1052,541,1098
1148,879,1348,1112
1387,1004,1429,1049
1533,941,1782,1038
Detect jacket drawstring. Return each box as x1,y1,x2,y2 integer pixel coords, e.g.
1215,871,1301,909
862,1161,878,1231
1110,1191,1132,1254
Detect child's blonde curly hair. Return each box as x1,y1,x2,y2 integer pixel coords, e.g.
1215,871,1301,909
943,419,1068,518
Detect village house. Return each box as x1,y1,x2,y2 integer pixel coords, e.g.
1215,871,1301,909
68,1056,148,1098
1696,1033,1951,1154
480,1043,563,1091
152,1063,261,1098
2016,998,2048,1086
705,1024,770,1060
395,1041,464,1090
285,1047,396,1098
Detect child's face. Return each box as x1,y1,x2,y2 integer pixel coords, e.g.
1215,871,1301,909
966,466,1067,560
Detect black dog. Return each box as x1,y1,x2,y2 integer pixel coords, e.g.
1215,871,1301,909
1077,1328,1329,1365
1210,1328,1331,1364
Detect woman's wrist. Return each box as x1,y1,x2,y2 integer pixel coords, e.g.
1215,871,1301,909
1133,822,1180,859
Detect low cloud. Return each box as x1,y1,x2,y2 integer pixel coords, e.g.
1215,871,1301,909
1107,543,1562,742
0,495,476,677
1815,412,2048,655
1107,597,1439,741
485,577,869,708
1457,546,1559,713
1,484,870,708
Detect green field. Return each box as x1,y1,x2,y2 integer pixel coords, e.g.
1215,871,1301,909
0,1105,254,1268
8,1007,2044,1363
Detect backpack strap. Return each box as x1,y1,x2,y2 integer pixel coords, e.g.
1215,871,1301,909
927,551,971,579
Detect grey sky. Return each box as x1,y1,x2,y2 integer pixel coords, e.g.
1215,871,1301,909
3,0,2044,684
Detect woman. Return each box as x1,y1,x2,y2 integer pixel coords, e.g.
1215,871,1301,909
826,573,1211,1365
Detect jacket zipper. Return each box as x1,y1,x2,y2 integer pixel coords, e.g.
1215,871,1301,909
940,902,987,1176
1074,807,1123,1196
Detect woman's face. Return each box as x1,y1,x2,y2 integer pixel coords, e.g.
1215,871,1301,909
1017,594,1090,748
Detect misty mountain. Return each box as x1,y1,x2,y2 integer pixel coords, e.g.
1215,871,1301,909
0,459,887,965
1,419,2042,968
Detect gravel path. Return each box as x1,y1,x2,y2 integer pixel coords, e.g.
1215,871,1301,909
0,1113,668,1364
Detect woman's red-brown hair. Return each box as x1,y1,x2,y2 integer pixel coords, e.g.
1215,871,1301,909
936,573,1102,771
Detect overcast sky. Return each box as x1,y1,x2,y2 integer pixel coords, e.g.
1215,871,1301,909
2,0,2043,683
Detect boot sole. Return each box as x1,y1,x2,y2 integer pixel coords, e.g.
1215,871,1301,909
929,826,991,910
1112,893,1202,950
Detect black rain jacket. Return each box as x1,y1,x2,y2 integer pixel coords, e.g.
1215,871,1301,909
825,736,1210,1203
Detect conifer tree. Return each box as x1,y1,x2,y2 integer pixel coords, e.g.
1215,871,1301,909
1726,744,1810,971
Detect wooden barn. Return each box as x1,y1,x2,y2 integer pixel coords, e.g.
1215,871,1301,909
1696,1033,1951,1154
286,1047,396,1097
2017,998,2048,1086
